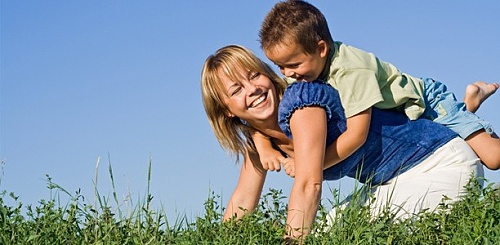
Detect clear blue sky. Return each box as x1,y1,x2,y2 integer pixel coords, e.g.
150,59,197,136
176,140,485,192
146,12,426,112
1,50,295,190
2,1,499,223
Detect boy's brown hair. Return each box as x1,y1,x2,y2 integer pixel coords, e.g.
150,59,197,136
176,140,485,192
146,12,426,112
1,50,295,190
259,0,334,54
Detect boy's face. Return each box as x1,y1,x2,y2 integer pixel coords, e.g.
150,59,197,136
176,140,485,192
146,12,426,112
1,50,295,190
264,41,328,82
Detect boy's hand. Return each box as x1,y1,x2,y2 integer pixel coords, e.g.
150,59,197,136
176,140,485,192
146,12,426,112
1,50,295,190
260,149,285,172
281,157,295,178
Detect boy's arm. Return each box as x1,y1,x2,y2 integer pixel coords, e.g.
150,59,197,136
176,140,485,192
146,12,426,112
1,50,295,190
324,107,371,169
251,130,285,171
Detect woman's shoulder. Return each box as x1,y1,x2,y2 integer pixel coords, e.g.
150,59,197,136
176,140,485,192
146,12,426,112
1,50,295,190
280,81,342,117
278,81,345,138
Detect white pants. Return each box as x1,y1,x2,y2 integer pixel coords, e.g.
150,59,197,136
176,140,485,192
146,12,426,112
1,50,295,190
327,137,484,224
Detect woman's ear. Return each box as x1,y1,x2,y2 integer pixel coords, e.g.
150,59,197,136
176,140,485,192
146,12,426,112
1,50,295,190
226,111,235,118
317,40,329,58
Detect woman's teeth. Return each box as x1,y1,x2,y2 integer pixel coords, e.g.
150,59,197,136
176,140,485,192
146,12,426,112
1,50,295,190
250,94,266,108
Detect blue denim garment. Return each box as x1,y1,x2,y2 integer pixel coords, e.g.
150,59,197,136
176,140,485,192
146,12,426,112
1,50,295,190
421,77,494,138
278,80,347,147
279,81,458,185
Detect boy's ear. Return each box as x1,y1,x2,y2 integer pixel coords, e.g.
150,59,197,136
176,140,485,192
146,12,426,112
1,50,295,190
317,40,329,58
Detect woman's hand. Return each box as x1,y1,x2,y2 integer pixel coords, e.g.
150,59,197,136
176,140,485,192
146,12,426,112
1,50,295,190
281,157,295,177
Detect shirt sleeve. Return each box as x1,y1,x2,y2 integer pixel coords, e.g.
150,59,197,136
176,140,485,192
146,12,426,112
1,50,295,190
278,81,346,146
332,69,384,118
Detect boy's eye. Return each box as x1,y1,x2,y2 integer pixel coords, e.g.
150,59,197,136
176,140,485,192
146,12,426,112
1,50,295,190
277,64,298,69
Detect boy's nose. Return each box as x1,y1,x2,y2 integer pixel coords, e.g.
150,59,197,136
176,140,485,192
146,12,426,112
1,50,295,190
285,69,296,77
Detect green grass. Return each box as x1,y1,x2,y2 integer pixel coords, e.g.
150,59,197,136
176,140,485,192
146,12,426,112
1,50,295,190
1,161,498,244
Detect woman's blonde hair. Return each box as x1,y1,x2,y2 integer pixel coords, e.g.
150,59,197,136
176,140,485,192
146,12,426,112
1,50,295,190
201,45,286,162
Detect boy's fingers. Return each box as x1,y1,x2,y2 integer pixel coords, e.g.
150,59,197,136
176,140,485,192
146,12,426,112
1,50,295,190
265,160,281,171
274,161,281,171
269,160,281,171
261,161,269,170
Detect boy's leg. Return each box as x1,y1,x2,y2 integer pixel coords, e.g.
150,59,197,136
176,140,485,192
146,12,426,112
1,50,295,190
465,130,500,170
422,78,499,170
463,81,500,169
464,81,499,113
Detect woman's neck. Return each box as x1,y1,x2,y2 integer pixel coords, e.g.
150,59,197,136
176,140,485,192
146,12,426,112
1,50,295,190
251,118,282,138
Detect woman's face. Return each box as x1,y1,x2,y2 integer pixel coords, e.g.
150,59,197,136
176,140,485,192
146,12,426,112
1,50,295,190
220,69,278,125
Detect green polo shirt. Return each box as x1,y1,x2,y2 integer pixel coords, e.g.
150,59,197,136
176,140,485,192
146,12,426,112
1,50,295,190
286,41,426,119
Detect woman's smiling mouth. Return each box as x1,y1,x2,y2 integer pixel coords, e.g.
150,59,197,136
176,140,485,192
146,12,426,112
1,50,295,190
249,93,267,108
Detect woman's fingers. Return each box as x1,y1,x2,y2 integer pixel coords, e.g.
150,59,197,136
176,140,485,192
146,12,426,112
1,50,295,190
281,158,295,178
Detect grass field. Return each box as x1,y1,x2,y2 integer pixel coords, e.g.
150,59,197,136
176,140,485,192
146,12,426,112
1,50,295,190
1,163,498,244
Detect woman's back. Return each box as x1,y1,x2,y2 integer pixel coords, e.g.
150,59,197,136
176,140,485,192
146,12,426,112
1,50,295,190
279,81,457,185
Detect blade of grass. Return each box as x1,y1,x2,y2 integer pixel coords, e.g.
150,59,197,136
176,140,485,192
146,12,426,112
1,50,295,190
146,155,152,210
107,154,122,220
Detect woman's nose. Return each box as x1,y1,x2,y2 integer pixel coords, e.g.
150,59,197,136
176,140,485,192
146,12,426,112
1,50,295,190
245,81,260,95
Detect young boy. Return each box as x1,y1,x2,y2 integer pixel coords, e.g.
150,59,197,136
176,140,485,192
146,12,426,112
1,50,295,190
253,0,499,173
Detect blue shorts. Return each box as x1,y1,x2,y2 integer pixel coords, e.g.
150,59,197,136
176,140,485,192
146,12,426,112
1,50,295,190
421,78,494,139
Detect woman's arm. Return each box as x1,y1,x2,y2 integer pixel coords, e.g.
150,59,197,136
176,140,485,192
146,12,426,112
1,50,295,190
223,150,267,221
323,107,371,169
286,106,326,240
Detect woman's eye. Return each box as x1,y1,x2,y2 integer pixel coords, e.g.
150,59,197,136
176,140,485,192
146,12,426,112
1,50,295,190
230,87,241,96
250,72,260,80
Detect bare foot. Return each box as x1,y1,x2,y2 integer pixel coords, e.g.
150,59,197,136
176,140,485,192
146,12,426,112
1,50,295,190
464,81,499,113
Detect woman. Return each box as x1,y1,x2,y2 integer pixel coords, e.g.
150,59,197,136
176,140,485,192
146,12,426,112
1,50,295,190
200,45,483,241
